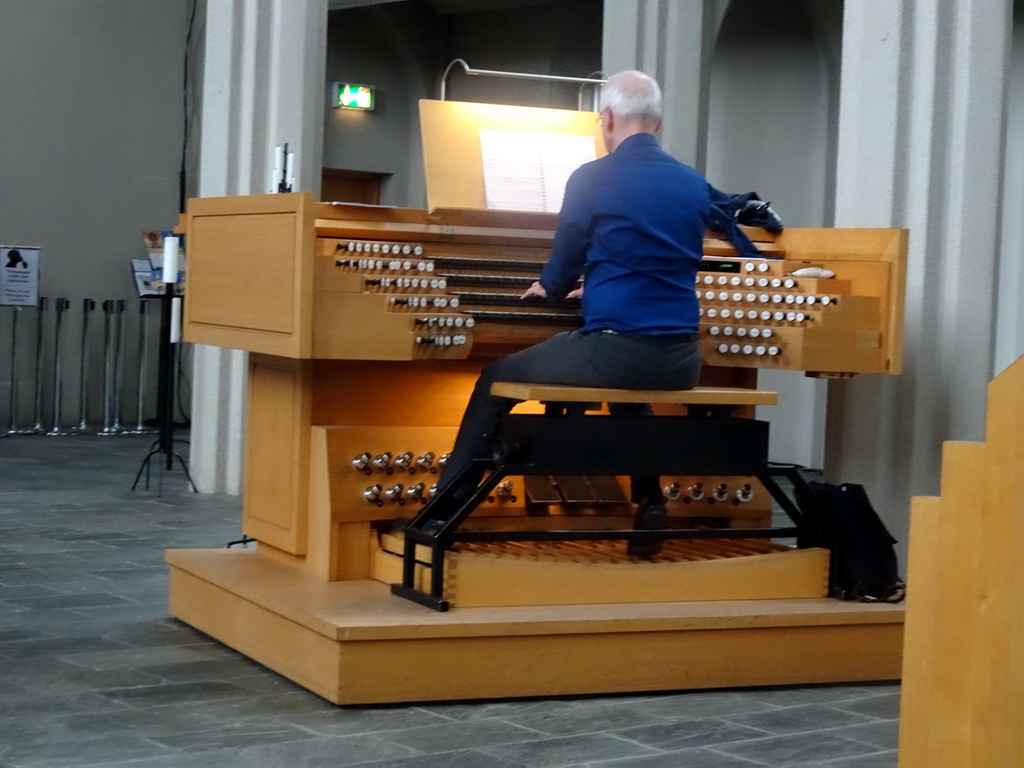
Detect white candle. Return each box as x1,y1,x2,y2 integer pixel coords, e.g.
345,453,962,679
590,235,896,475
272,145,284,192
163,235,179,284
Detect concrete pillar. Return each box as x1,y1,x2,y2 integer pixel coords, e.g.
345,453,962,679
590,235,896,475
190,0,327,493
706,0,843,471
602,0,721,167
827,0,1012,557
996,7,1024,374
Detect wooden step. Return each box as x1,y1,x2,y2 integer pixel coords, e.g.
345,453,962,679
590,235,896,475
166,547,904,705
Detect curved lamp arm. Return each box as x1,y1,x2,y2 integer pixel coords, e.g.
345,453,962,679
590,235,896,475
440,59,606,111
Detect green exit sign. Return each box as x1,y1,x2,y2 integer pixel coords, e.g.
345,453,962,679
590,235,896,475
333,82,375,111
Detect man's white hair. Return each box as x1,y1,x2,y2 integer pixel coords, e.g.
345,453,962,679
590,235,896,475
598,70,663,123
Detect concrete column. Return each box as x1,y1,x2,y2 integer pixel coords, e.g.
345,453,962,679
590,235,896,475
827,0,1011,556
602,0,719,167
996,8,1024,374
706,0,843,471
190,0,327,493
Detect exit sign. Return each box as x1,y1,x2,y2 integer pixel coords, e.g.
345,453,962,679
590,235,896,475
333,82,375,111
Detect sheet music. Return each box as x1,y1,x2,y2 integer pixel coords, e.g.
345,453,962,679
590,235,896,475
538,133,598,213
480,130,596,213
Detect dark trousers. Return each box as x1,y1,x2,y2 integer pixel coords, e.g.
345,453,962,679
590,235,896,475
440,330,702,501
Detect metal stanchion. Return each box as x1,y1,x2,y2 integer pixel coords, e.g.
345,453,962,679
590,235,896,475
111,299,126,433
99,299,117,436
73,298,95,434
46,298,70,436
7,307,18,434
28,297,46,434
6,306,23,435
127,300,155,434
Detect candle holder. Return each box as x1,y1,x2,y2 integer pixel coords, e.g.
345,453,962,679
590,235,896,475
132,240,195,495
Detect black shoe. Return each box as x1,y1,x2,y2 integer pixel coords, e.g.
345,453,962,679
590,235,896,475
628,502,667,558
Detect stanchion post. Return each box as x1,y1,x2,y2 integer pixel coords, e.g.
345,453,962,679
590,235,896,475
129,300,155,434
29,296,46,434
112,299,126,433
46,298,70,436
74,298,95,433
6,306,21,435
99,299,117,436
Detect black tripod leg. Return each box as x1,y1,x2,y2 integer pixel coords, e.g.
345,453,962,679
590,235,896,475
131,449,160,491
171,450,198,493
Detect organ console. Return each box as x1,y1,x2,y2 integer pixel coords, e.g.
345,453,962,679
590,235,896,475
166,98,907,703
181,191,905,566
165,189,905,700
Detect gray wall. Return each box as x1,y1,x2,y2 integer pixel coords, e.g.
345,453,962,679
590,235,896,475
706,0,842,469
440,1,603,109
0,0,192,429
996,2,1024,376
323,3,441,207
323,0,602,209
707,0,837,227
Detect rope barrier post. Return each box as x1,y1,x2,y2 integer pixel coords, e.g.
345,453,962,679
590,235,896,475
46,298,70,435
73,298,95,433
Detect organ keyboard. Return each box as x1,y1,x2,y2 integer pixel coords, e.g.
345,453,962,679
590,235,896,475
188,193,905,379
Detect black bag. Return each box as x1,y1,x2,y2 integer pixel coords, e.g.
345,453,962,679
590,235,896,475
730,191,785,232
795,481,906,603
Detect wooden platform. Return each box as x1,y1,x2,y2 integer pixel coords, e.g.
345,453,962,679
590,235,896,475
166,547,904,705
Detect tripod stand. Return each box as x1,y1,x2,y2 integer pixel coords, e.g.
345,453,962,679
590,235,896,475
132,282,196,494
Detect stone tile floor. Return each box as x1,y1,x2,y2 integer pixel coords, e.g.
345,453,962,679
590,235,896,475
0,434,900,768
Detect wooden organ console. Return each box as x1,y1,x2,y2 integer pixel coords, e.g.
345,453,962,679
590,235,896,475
166,190,908,703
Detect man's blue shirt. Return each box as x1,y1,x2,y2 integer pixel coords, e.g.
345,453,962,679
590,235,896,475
539,133,707,335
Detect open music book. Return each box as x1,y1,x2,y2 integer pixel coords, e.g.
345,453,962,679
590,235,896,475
480,129,596,213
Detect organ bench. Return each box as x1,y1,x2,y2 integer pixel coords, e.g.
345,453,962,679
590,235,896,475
165,191,908,704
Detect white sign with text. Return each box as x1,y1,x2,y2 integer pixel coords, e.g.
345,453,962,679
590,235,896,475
0,246,40,306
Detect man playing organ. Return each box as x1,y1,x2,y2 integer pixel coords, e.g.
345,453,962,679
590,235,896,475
434,70,743,556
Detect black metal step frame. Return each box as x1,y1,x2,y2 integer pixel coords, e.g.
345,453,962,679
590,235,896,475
390,402,820,611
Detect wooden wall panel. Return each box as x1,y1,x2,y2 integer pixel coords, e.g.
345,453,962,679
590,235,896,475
310,360,480,427
185,193,315,358
243,355,312,555
899,357,1024,766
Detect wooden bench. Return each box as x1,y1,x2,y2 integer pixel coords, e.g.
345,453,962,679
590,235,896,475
391,384,816,611
489,383,779,408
